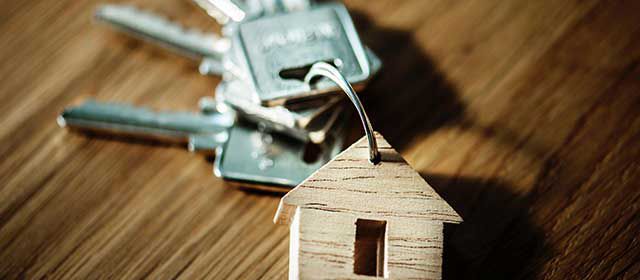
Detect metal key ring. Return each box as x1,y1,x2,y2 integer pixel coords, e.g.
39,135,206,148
304,62,381,164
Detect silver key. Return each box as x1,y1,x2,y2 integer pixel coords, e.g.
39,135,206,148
58,98,345,187
225,2,371,106
96,4,230,75
57,99,234,152
212,3,380,141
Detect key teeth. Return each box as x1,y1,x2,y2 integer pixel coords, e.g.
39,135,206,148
94,3,229,59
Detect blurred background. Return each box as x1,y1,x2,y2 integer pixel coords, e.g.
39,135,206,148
1,0,639,279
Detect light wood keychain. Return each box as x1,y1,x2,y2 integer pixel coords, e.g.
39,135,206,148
274,62,463,279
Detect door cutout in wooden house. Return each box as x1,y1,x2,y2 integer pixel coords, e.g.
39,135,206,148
354,218,387,277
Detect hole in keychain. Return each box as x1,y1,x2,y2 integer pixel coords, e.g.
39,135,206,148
278,59,343,81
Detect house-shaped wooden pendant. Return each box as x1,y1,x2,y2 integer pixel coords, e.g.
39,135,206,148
274,132,462,279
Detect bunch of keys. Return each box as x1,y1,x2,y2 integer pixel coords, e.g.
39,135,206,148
58,0,381,188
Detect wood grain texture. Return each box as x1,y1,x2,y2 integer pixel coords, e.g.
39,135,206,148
291,208,446,280
1,0,639,279
275,133,462,225
275,133,461,279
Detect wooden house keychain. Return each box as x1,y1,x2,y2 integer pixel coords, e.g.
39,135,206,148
273,62,463,279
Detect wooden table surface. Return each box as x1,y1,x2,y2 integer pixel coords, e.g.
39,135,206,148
2,0,639,279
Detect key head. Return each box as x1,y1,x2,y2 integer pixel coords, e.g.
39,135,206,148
214,118,346,187
228,3,370,106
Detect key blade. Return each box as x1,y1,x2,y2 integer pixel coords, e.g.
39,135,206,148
58,100,233,151
95,4,229,62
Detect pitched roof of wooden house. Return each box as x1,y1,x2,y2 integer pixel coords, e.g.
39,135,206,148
274,132,462,225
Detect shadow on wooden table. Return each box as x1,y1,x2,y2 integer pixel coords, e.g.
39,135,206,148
351,11,466,152
425,173,552,280
351,12,553,280
352,12,548,158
